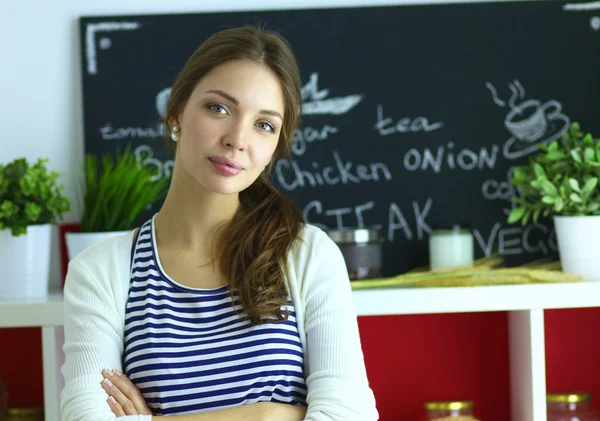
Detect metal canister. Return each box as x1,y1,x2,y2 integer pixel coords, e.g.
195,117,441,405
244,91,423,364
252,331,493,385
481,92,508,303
327,228,382,280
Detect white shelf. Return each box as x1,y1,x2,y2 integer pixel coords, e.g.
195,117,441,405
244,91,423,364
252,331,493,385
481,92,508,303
3,281,600,421
352,280,600,316
2,282,599,326
0,289,64,421
0,290,64,327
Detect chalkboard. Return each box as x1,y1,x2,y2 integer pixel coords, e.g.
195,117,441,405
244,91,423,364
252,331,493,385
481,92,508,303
79,1,600,276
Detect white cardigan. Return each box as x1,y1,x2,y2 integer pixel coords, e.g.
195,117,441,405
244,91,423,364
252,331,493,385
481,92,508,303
61,223,379,421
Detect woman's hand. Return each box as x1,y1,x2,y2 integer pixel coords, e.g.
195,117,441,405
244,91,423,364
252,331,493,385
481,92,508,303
101,369,152,417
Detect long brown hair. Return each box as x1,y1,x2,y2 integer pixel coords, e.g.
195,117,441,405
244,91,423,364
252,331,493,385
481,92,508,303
165,26,304,324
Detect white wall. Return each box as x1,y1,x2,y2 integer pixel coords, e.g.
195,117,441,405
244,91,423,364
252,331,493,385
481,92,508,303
0,0,505,285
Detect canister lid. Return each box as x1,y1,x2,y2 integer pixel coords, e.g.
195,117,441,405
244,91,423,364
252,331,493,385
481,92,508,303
5,408,44,415
547,393,592,403
327,228,380,244
431,223,472,233
424,400,473,411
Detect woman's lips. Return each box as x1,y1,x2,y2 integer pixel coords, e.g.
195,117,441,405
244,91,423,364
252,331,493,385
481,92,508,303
209,157,242,175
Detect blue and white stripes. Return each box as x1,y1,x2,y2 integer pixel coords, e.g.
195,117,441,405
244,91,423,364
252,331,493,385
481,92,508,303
123,218,307,416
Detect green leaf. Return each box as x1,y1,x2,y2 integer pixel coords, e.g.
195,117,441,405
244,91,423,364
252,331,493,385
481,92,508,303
533,163,546,178
542,195,555,205
570,121,581,136
512,167,528,183
522,209,531,226
554,195,564,212
0,200,17,217
24,202,41,222
547,150,566,161
587,202,600,212
559,184,567,199
508,207,525,224
584,147,595,163
570,192,582,203
540,179,558,196
571,150,582,164
569,178,581,192
581,177,598,197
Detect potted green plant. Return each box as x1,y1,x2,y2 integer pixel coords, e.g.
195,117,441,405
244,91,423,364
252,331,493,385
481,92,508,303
508,121,600,280
65,144,168,260
0,157,70,300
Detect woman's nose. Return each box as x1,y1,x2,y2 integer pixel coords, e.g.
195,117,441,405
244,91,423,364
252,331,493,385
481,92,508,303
222,122,246,151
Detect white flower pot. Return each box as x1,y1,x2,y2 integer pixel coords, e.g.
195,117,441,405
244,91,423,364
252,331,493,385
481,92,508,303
65,231,130,260
554,215,600,281
0,224,52,300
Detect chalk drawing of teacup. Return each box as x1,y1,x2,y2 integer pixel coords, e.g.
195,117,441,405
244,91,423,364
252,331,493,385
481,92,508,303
505,99,560,142
503,99,569,160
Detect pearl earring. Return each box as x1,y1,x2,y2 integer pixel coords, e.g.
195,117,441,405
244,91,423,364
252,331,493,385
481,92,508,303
171,125,179,142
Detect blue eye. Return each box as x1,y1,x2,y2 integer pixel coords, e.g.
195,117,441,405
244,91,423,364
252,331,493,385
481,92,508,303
208,104,228,115
257,121,276,134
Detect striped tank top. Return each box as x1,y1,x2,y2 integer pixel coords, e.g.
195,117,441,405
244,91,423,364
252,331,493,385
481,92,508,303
123,216,307,416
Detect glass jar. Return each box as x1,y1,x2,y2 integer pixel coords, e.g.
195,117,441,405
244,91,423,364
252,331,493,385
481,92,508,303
327,228,382,280
547,393,600,421
420,400,480,421
429,225,474,270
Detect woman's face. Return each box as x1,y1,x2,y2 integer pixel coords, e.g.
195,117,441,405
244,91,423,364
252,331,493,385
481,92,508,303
174,59,285,195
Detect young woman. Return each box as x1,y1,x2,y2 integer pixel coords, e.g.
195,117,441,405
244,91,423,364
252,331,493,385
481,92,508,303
61,26,378,421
